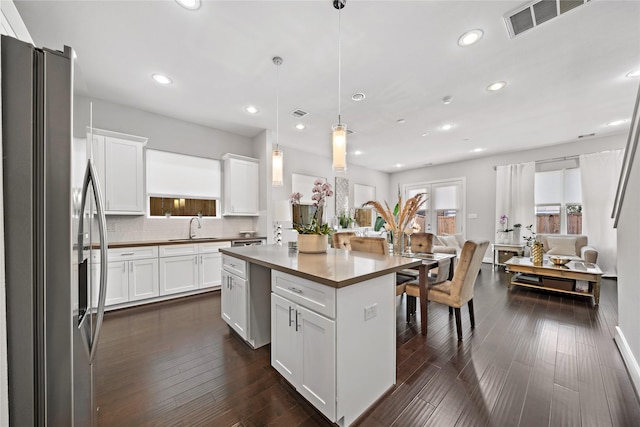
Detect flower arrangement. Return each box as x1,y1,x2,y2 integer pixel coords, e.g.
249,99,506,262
498,214,514,232
364,193,427,238
290,179,334,235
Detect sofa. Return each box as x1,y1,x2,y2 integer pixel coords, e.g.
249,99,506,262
432,233,465,257
537,234,598,264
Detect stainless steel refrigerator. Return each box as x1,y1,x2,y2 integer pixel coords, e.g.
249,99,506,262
2,35,108,426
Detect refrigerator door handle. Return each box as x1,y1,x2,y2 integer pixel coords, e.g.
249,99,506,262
77,158,108,363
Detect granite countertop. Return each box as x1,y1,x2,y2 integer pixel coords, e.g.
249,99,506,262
220,244,422,288
105,236,266,249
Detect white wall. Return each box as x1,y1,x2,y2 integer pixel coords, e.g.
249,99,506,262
615,129,640,395
389,133,627,250
74,96,260,242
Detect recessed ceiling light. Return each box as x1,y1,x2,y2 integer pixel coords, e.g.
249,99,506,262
353,150,362,155
458,29,484,47
442,96,453,105
395,163,404,168
440,123,454,131
607,119,627,126
175,0,201,10
352,92,366,101
295,123,306,130
421,132,429,137
472,148,484,153
397,119,406,124
487,81,507,91
626,69,640,78
245,105,259,114
151,73,172,85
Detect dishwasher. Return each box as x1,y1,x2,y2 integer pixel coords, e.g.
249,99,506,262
230,239,265,247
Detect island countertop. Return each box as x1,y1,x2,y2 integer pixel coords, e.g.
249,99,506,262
219,244,422,288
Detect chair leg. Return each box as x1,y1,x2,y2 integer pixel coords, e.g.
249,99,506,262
468,299,475,329
406,296,411,321
449,306,453,316
454,307,462,341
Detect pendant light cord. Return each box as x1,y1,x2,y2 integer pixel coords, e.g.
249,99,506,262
276,60,280,149
338,6,342,124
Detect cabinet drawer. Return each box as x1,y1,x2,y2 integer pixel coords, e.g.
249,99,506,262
159,244,198,257
199,241,231,254
271,270,336,319
222,254,246,279
92,246,158,262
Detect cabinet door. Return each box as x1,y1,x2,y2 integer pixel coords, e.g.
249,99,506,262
129,258,159,301
105,137,144,213
159,255,199,296
221,271,233,324
199,252,222,289
229,273,248,339
297,304,336,421
271,293,298,386
89,133,106,195
226,158,258,215
95,261,128,306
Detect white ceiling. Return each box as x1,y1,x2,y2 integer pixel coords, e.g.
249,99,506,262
14,0,640,172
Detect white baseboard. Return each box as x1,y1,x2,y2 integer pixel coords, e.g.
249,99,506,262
614,326,640,399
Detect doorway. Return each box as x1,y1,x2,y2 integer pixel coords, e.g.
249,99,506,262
403,178,465,236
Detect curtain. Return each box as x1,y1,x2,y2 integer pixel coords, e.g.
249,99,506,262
495,162,536,238
580,150,624,277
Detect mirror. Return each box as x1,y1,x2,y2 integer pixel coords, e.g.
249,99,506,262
353,183,376,227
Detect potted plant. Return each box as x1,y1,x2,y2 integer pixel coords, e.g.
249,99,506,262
164,209,171,218
513,223,522,244
290,179,333,253
497,214,513,243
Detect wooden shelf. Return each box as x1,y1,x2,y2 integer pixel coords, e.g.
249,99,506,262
510,280,593,298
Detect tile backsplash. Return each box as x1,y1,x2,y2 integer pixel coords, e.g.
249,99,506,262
106,215,258,242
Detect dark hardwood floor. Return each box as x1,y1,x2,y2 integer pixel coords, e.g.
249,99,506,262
95,264,640,426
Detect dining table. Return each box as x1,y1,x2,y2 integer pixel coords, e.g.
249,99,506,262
403,252,456,335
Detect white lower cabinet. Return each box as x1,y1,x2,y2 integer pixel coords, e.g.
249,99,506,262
129,258,160,301
270,270,395,426
199,242,230,289
271,293,336,421
159,254,199,296
221,269,248,339
92,246,159,306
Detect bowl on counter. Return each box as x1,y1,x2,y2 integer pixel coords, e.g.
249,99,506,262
549,255,571,266
239,230,257,238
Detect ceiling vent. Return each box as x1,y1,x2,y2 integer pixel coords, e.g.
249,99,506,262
346,128,356,135
505,0,590,38
291,109,308,118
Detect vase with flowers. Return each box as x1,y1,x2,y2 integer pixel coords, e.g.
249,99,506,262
290,179,333,253
365,193,427,255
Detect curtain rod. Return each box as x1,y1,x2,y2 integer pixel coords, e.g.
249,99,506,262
493,155,579,171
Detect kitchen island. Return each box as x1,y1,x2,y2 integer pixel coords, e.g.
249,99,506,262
219,244,422,426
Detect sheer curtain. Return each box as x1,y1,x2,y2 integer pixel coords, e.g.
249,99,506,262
495,162,536,239
580,150,624,276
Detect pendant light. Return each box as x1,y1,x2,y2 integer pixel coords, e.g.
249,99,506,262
332,0,347,172
272,56,284,187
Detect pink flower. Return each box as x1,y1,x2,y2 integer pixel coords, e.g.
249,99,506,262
290,192,303,205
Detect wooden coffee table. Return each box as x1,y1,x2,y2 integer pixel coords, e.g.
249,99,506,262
504,256,603,305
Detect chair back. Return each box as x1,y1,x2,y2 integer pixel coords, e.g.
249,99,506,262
411,232,434,253
333,232,356,250
349,236,389,255
448,240,489,305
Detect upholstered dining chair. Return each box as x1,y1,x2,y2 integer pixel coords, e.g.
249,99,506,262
332,231,357,250
349,236,389,255
348,237,408,297
405,240,489,340
410,232,434,253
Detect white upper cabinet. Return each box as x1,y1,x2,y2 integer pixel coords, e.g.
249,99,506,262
89,128,147,215
222,153,259,216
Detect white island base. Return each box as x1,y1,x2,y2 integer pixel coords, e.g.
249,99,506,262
271,270,395,426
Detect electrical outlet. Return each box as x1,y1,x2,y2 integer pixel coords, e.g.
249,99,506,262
468,213,478,219
364,303,378,321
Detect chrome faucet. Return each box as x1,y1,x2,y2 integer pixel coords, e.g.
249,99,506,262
189,216,201,239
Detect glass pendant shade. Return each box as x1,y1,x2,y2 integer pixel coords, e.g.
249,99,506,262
272,147,283,187
332,123,347,172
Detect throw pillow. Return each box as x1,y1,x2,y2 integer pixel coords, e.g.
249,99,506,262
546,237,577,256
440,235,461,249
